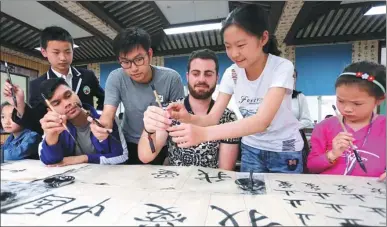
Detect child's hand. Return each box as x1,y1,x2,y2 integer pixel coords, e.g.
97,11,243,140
378,172,386,182
331,132,354,159
166,102,190,123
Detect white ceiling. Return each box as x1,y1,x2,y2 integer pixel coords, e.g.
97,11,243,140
1,1,91,39
155,1,229,25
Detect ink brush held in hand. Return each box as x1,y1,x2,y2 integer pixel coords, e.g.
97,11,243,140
147,84,162,153
41,93,83,153
332,105,367,173
5,62,18,108
150,84,163,108
249,170,254,193
75,103,121,144
150,85,181,127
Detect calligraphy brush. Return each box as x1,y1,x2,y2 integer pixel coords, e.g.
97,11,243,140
147,84,163,153
332,105,367,173
150,84,163,108
75,103,121,144
41,93,84,153
5,62,18,108
249,170,254,193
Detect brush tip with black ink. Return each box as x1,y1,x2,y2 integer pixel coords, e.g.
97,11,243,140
77,103,115,137
150,84,156,91
41,93,48,101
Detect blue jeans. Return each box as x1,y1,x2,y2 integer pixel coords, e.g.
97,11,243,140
240,143,303,173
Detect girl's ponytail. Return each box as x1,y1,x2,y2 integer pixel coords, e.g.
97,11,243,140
264,34,281,56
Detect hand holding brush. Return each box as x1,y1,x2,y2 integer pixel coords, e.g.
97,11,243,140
4,62,17,108
75,103,121,143
332,105,367,173
41,94,84,153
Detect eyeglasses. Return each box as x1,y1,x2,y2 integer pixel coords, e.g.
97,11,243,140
119,55,146,69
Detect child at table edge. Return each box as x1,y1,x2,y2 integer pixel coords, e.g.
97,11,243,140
307,61,386,180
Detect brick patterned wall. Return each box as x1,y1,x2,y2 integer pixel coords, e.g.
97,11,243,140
279,44,296,65
275,0,304,44
57,1,117,39
274,1,303,65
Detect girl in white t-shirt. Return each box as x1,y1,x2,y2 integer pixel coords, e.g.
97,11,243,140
145,4,304,173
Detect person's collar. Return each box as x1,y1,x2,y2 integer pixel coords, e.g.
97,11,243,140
51,67,72,78
11,129,28,141
184,95,215,115
148,65,155,83
71,66,81,77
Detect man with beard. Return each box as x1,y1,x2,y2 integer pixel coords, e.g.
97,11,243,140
138,49,240,170
38,78,128,167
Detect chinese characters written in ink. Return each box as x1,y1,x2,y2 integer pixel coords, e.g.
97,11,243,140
276,180,293,189
335,185,354,193
1,194,110,223
315,202,346,213
295,213,314,226
195,169,231,183
210,205,282,227
1,194,75,216
151,169,179,179
305,191,333,200
359,205,386,218
284,199,305,209
134,203,187,227
62,198,110,222
302,182,321,191
273,189,299,197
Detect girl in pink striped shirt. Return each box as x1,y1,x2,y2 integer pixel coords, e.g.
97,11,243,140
308,61,386,180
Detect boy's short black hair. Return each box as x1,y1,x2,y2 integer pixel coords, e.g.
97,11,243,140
187,49,219,75
40,26,74,50
112,27,151,58
40,78,70,101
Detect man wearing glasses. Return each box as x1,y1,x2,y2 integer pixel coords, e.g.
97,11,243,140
94,27,184,165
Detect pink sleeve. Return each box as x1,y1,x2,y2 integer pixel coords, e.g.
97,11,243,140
307,122,334,173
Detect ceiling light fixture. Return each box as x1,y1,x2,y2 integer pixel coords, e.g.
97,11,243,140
164,22,222,35
364,5,386,15
34,44,79,51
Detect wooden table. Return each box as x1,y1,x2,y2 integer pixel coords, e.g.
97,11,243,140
1,160,385,226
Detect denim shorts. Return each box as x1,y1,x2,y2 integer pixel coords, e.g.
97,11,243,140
240,143,303,173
